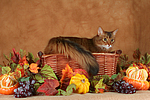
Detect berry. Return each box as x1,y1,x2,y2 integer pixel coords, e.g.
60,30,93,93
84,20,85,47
112,80,136,94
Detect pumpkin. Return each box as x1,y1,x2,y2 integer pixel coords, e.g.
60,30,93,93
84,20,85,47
123,65,149,90
123,76,149,90
126,65,148,81
0,74,19,95
69,73,90,94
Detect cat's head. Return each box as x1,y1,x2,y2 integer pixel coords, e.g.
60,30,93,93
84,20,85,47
94,27,118,52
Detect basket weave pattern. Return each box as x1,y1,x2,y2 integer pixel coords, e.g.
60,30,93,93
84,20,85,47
42,53,119,78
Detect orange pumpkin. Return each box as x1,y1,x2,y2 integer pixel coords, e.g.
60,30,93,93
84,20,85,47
0,74,19,95
123,76,149,90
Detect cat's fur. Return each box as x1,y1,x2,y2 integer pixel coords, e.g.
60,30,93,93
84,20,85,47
44,27,118,77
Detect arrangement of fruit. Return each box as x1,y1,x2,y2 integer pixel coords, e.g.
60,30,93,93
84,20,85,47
0,48,150,98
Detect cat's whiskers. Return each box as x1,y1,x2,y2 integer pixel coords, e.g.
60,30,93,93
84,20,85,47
98,44,112,50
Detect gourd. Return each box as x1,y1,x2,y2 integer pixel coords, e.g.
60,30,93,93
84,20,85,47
123,64,149,90
0,74,19,95
126,66,148,80
69,73,90,94
123,76,149,90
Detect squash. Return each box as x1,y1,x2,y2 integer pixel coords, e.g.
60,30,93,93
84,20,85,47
126,65,148,81
0,74,19,95
69,73,90,94
123,65,149,90
123,76,149,90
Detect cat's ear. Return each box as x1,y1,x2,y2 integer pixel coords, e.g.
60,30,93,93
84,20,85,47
113,29,118,36
98,27,104,36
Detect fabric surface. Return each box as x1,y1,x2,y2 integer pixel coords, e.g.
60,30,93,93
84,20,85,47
0,91,150,100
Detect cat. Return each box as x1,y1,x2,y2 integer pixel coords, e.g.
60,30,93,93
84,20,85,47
44,27,118,77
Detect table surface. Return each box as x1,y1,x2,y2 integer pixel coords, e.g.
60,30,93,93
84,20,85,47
0,90,150,100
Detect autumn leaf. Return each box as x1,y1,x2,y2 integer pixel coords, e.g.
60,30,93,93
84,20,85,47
2,66,11,74
90,75,110,88
11,48,21,64
34,65,58,84
60,64,73,83
57,84,76,96
19,56,28,66
140,53,150,65
9,71,22,79
14,64,25,77
40,64,58,80
96,88,104,93
95,78,106,93
133,48,141,61
111,73,123,81
60,64,74,90
74,69,89,78
37,79,59,96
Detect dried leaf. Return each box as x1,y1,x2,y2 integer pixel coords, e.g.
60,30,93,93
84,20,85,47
96,88,104,93
95,78,106,93
133,48,141,61
90,75,110,87
2,66,11,74
117,54,129,67
20,77,30,82
15,64,25,77
40,64,58,80
60,64,74,90
11,48,21,64
111,73,122,81
57,84,76,96
19,49,25,59
60,64,73,83
9,71,22,79
19,56,28,65
37,79,59,96
27,52,34,61
65,83,76,95
101,75,110,84
74,69,89,78
35,74,45,83
140,53,150,65
10,63,17,72
35,65,57,84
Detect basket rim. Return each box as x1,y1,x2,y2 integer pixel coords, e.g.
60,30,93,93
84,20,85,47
42,53,120,58
92,53,120,56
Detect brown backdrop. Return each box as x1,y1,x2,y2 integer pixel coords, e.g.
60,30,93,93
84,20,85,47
0,0,150,63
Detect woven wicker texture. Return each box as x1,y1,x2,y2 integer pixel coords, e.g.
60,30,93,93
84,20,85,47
42,53,119,78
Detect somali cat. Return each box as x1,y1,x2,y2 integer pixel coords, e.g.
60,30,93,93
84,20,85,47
44,27,118,77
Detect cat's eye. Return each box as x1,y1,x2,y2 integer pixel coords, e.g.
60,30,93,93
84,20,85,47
103,38,107,42
111,39,114,42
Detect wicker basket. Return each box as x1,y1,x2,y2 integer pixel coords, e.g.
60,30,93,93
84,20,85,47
42,53,120,78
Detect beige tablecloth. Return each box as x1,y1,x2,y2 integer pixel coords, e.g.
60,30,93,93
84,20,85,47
0,90,150,100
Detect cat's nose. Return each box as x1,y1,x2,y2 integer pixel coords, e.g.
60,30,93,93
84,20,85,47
108,45,112,47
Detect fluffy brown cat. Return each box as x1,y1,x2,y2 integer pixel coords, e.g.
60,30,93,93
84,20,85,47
44,27,118,77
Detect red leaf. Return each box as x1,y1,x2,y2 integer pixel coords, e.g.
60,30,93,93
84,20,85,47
96,88,104,93
11,48,21,64
19,56,28,66
37,79,59,96
74,69,89,78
